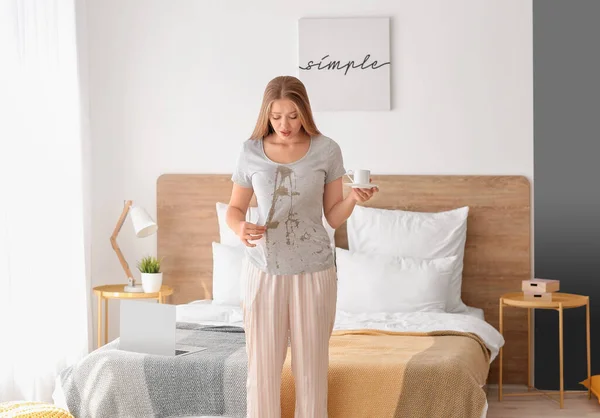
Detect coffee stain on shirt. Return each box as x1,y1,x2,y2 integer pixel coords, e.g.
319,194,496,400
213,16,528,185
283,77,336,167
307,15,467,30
264,165,310,268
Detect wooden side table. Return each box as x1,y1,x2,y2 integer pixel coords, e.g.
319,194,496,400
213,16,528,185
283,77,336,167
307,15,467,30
498,292,591,408
93,284,174,348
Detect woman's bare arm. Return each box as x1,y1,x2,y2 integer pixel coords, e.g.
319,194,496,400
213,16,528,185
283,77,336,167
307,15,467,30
323,178,377,229
226,184,266,247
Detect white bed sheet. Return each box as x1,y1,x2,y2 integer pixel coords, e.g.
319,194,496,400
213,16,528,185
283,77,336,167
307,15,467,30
177,300,485,322
53,300,496,417
176,300,500,361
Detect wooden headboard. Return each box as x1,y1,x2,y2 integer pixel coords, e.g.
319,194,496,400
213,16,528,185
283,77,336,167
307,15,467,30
157,174,531,385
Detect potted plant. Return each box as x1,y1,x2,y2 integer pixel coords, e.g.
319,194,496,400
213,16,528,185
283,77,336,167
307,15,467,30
136,255,163,293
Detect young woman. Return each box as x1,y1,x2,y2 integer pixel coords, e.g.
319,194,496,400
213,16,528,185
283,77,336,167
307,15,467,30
226,75,377,418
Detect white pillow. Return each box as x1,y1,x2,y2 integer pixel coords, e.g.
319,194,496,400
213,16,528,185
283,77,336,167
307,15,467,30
335,248,455,314
216,201,336,250
347,205,469,313
211,241,245,306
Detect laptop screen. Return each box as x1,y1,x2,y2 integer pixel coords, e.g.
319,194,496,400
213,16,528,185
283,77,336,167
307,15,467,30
119,300,176,356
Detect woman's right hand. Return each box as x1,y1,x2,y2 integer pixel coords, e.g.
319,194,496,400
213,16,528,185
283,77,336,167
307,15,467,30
237,221,267,247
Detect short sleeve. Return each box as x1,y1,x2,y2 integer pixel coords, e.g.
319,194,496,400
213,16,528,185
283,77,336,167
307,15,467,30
325,139,346,184
231,143,253,188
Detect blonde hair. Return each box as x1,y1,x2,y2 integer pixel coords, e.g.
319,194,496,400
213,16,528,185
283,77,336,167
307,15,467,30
250,76,321,140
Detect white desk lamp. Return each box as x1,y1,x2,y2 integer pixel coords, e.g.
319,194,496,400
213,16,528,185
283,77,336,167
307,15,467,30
110,200,158,292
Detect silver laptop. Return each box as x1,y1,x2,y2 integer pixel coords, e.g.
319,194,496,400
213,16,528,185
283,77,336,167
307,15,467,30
120,300,205,357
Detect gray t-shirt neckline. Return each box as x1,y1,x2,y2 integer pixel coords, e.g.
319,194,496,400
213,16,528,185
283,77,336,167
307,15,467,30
258,135,314,166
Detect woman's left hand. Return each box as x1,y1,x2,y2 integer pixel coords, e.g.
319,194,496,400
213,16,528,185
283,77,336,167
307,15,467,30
348,182,378,203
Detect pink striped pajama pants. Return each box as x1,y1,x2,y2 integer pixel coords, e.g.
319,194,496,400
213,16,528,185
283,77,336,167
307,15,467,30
242,260,337,418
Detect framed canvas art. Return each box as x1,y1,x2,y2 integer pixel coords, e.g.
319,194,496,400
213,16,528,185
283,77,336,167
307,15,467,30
298,17,391,111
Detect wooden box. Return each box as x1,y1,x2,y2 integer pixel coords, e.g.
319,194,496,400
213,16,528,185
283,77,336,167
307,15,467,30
522,278,560,293
523,291,553,301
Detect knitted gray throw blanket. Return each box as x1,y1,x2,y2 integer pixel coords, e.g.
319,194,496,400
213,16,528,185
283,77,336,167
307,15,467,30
59,324,247,418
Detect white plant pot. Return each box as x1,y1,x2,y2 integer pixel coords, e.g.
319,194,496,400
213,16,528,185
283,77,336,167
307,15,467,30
141,272,163,293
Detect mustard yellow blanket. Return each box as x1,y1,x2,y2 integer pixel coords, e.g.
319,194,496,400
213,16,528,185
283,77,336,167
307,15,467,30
281,329,490,418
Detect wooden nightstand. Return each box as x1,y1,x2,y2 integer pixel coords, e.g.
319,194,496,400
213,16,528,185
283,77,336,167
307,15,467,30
498,292,591,408
93,284,174,348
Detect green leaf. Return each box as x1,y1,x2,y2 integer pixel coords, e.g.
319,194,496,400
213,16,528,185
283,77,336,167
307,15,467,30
136,255,162,273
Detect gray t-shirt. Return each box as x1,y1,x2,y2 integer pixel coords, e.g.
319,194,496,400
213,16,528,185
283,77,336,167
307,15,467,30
231,134,346,275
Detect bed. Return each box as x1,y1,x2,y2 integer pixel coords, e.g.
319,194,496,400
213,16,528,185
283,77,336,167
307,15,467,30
53,174,531,418
53,301,499,418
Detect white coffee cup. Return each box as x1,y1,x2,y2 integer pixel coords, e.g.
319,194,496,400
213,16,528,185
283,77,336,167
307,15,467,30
345,169,370,185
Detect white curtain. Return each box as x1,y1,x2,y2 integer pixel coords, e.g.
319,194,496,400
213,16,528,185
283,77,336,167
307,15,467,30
0,0,91,402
